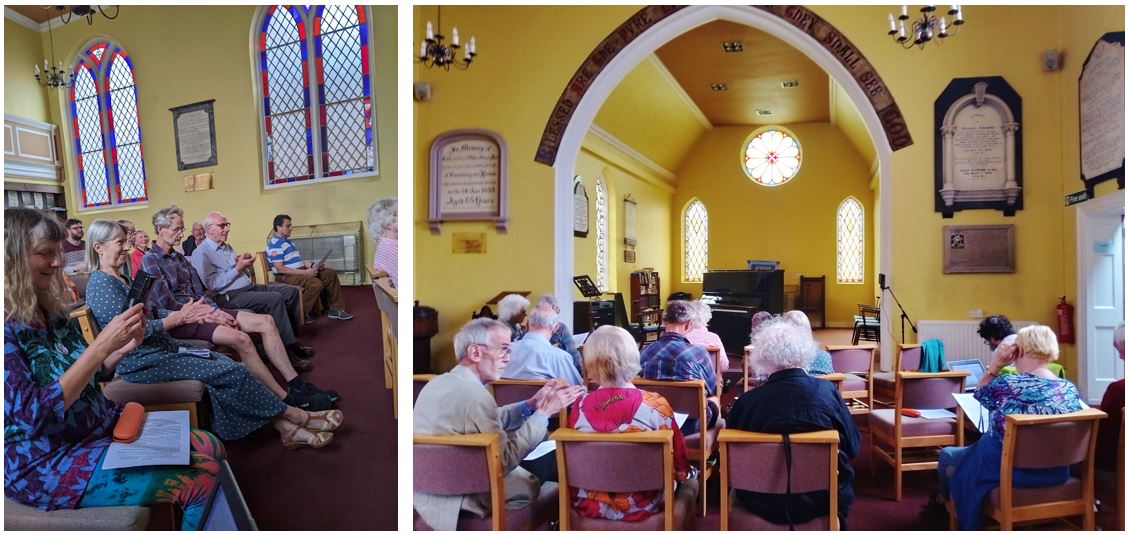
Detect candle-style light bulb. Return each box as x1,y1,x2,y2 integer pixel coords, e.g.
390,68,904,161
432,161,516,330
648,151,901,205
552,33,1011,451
900,5,908,18
426,21,433,40
955,7,963,23
897,19,906,39
35,64,40,77
888,13,896,33
420,40,427,59
938,16,948,36
469,37,476,55
452,27,459,47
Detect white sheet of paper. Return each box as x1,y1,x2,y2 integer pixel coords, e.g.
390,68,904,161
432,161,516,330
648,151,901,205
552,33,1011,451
674,412,689,429
952,393,991,432
103,410,191,469
917,409,956,420
524,439,557,461
573,332,590,346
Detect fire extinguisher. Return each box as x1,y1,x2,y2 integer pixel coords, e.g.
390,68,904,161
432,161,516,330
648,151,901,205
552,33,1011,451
1056,296,1076,344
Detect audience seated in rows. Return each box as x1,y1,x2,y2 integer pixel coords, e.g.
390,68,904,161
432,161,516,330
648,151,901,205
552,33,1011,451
181,221,205,258
140,206,331,399
497,293,529,342
639,300,719,434
781,310,834,376
368,197,398,288
684,300,728,372
568,325,698,521
728,320,860,527
413,317,584,530
1096,323,1124,472
3,208,225,529
266,214,354,321
190,210,313,364
83,219,343,448
937,325,1083,530
503,305,583,385
536,293,582,374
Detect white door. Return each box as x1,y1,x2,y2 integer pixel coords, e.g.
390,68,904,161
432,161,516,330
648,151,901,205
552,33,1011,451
1078,194,1125,403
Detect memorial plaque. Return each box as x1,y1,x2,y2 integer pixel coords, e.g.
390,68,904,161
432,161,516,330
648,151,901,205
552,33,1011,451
429,130,508,233
573,176,589,237
943,224,1015,274
169,100,218,171
1079,32,1125,195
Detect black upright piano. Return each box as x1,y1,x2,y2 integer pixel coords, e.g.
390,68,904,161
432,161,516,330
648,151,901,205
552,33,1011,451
701,270,785,357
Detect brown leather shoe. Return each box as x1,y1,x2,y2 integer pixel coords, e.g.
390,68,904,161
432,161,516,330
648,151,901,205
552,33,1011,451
290,354,314,373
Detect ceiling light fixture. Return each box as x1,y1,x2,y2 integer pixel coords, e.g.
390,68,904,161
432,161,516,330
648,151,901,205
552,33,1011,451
781,80,800,88
722,41,744,53
416,6,476,70
710,83,728,91
33,8,74,90
887,5,964,50
60,5,121,26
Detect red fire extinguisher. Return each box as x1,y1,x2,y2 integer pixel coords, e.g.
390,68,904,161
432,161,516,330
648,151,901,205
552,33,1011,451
1056,296,1075,344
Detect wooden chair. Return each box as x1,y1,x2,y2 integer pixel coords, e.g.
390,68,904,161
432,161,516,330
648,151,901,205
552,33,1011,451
488,378,567,423
251,251,305,326
868,371,966,501
707,345,724,398
551,428,695,530
632,378,717,516
719,429,840,530
816,372,845,397
827,344,875,414
796,275,826,329
948,408,1107,530
371,273,398,419
873,343,922,405
851,304,880,344
742,345,757,392
412,374,437,407
69,306,202,427
413,432,558,530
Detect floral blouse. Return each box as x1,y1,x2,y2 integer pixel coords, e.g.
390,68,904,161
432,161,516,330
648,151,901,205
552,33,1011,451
4,318,120,510
567,387,690,522
975,372,1082,439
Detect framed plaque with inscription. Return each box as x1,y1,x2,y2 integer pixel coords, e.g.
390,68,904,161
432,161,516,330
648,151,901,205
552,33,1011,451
943,224,1015,273
429,129,508,233
1079,32,1125,196
573,176,589,237
169,100,218,171
934,77,1022,218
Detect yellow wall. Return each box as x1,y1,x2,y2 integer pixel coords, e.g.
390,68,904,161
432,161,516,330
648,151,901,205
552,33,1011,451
5,6,397,266
671,124,874,324
4,19,50,123
415,5,1124,376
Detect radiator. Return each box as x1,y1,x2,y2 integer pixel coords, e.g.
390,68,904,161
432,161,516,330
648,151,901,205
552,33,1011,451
918,319,1038,366
288,221,363,286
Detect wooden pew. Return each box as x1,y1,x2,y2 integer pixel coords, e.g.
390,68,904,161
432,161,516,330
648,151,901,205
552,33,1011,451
368,265,398,419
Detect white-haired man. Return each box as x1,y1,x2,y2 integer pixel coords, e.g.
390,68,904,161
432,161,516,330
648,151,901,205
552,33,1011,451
536,293,582,373
497,293,529,341
413,317,585,530
503,305,583,385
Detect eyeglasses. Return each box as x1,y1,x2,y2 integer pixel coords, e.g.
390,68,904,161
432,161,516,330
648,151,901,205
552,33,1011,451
475,343,510,355
217,223,231,229
981,339,991,346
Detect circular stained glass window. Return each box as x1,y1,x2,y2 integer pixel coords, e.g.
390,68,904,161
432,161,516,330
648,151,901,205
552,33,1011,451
741,128,802,186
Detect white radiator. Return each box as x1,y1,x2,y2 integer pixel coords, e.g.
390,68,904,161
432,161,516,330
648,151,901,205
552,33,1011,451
918,320,1038,366
288,221,364,286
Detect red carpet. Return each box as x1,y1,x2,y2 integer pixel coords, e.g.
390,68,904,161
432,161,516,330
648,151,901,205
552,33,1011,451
223,287,396,530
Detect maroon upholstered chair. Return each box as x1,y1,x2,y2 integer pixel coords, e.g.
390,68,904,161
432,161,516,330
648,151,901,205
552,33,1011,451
412,374,436,407
873,343,922,405
827,345,876,414
869,371,966,500
551,428,697,530
632,378,718,516
413,432,559,530
489,379,568,423
719,429,841,530
947,408,1107,530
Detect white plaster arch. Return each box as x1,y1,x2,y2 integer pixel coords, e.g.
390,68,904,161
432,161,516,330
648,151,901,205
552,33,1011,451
551,5,897,368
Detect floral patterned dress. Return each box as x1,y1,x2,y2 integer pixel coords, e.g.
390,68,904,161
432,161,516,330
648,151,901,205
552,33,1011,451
567,386,690,522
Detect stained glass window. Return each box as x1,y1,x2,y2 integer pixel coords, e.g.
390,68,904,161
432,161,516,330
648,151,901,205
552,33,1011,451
683,199,708,283
595,177,608,292
836,197,865,284
742,128,801,186
68,40,146,209
256,5,377,187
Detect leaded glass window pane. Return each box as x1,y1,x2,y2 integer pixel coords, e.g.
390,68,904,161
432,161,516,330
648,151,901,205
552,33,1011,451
836,197,865,284
106,51,146,203
72,65,109,207
317,5,373,177
261,6,313,184
742,129,802,186
684,200,708,283
596,178,608,292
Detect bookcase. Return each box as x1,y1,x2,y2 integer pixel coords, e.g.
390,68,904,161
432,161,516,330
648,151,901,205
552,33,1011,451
630,270,661,326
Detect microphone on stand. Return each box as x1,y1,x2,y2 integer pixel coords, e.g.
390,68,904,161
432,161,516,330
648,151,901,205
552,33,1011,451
878,273,888,291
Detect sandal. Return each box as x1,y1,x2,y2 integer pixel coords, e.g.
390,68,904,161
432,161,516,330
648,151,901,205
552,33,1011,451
280,425,333,449
303,409,344,432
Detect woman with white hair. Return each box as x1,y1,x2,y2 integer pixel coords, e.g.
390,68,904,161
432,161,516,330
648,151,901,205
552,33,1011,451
497,293,530,341
684,300,729,372
367,197,397,287
936,325,1082,530
567,325,697,522
727,321,859,527
781,310,834,375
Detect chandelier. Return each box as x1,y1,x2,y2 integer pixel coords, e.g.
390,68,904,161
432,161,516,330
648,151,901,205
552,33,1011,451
416,7,476,70
61,5,121,25
33,9,73,90
887,5,964,50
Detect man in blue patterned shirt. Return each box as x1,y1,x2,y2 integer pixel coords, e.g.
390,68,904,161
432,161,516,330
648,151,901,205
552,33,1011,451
265,214,352,321
639,300,719,433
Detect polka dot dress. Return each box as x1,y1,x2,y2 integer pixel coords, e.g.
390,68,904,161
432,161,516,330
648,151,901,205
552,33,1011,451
85,270,287,441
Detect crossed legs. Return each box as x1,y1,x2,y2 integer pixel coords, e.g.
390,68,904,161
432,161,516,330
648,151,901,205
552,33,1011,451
211,313,296,399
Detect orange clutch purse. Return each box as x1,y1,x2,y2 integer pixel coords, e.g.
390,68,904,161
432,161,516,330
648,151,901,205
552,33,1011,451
113,402,146,443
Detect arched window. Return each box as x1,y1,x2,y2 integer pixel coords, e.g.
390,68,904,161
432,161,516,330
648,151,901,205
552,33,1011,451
683,199,708,283
68,40,147,209
595,177,609,291
255,5,377,187
741,127,802,187
836,197,865,284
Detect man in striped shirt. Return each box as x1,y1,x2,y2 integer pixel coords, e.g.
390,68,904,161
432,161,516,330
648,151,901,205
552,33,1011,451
266,214,353,321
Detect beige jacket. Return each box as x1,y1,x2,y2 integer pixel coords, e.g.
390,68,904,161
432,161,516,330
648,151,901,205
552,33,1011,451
413,365,548,530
